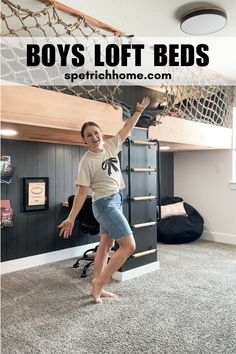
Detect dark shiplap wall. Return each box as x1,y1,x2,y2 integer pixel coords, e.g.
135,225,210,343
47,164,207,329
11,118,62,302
1,140,99,262
1,86,173,262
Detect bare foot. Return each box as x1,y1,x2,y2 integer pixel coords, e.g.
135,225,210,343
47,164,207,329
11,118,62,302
93,296,103,304
91,278,104,303
101,290,119,298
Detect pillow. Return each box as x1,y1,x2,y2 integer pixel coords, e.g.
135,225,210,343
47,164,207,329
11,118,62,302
161,196,183,205
159,201,188,219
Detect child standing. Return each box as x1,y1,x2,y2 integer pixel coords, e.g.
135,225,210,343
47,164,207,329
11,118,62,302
58,97,150,303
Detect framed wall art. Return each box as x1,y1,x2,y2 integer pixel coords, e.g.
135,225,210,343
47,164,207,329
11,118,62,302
23,177,49,212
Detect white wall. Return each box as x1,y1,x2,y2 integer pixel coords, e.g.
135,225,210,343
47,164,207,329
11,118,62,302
174,149,236,245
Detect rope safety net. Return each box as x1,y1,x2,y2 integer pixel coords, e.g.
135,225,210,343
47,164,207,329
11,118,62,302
1,0,122,104
1,0,233,127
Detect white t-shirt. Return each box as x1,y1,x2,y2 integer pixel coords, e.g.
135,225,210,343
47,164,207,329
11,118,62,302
76,134,125,202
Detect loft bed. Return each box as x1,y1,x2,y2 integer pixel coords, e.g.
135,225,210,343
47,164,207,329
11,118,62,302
1,82,232,150
1,0,233,151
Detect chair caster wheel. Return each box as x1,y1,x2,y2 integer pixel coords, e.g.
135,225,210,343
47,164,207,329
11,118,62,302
73,262,80,268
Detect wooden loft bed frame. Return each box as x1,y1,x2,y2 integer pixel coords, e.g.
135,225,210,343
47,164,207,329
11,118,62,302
1,82,232,150
149,117,232,151
1,83,123,145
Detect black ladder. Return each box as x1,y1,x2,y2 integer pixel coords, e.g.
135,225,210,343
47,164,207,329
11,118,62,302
120,128,161,272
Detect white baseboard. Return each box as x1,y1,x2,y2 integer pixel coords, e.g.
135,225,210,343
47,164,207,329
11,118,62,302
0,242,99,274
202,231,236,245
112,261,160,281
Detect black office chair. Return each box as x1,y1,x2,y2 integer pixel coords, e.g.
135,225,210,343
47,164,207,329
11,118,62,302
68,195,99,235
73,245,99,278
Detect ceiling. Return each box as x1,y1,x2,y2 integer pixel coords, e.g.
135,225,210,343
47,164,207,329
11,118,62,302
64,0,236,37
2,0,236,81
62,0,236,82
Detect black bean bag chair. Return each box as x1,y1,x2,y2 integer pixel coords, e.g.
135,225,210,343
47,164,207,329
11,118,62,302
68,195,99,235
157,197,204,244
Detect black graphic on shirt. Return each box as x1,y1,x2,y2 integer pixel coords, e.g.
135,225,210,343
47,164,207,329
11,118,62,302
102,158,119,176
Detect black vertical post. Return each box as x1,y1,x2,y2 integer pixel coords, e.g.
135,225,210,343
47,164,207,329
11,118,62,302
156,139,161,220
153,139,161,220
126,138,132,225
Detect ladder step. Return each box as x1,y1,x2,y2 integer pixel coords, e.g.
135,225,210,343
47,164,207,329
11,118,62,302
132,221,157,229
132,195,157,201
131,249,157,258
131,140,156,146
131,168,156,172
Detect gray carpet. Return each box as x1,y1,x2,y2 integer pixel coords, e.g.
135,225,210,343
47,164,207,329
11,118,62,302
1,240,236,354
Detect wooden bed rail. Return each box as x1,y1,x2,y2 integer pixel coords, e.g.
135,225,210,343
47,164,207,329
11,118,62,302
40,0,124,35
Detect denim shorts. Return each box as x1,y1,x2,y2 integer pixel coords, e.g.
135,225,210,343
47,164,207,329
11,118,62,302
92,192,132,240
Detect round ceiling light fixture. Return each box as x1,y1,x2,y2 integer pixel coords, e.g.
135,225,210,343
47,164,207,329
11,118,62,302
180,7,227,35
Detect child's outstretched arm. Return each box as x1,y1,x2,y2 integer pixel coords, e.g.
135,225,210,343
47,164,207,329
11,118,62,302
118,97,150,143
58,185,89,238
